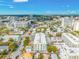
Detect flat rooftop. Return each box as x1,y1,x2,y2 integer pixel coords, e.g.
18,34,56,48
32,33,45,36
63,33,79,44
60,43,79,56
65,45,79,56
34,33,47,44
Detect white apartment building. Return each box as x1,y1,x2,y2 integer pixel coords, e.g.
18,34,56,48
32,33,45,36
62,33,79,48
60,45,79,59
67,48,79,59
11,20,31,28
73,17,79,31
60,16,73,29
33,33,47,52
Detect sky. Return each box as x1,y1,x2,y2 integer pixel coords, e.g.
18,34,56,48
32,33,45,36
0,0,79,15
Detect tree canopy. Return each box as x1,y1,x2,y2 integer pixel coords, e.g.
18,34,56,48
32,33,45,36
23,37,30,47
47,45,58,53
37,53,44,59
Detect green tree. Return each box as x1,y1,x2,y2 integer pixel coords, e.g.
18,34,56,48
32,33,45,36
56,32,62,37
56,32,62,40
23,39,28,47
48,34,53,37
9,43,18,52
23,37,30,47
47,45,58,59
8,38,14,42
37,53,44,59
2,49,8,55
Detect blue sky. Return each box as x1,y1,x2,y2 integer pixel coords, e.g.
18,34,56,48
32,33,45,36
0,0,79,15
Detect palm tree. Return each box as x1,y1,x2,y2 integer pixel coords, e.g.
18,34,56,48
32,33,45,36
23,37,30,47
37,53,44,59
47,45,58,59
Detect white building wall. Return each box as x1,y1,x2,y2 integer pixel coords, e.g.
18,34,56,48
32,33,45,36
62,33,79,48
33,33,47,52
73,20,79,31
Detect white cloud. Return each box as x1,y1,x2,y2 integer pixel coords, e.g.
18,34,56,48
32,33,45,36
14,0,28,2
0,4,14,9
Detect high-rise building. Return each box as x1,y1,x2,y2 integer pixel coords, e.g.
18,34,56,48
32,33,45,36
73,17,79,31
33,33,47,52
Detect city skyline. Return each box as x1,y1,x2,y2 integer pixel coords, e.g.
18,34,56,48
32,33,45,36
0,15,79,59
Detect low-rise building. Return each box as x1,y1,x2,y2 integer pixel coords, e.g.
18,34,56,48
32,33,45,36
51,52,58,59
10,20,31,28
19,52,32,59
60,45,79,59
0,46,8,52
25,46,32,52
0,35,21,42
62,33,79,48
